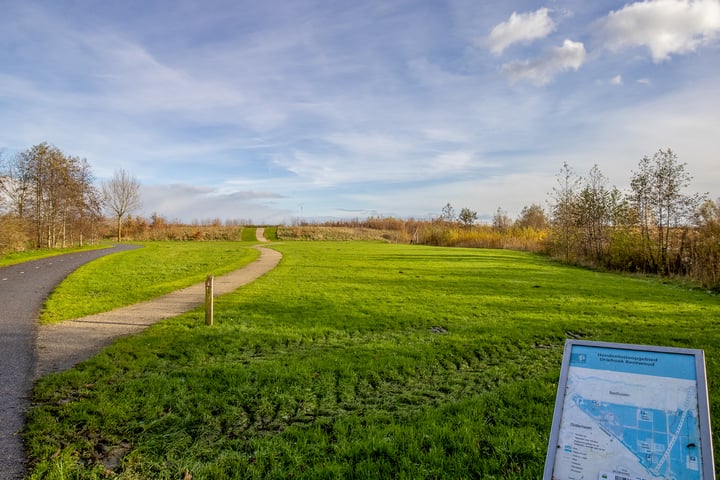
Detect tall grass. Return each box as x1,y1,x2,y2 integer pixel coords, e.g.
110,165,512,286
25,242,720,478
419,224,548,252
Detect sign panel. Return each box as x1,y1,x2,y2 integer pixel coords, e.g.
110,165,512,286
544,340,714,480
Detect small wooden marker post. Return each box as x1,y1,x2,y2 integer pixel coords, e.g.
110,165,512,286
205,274,214,326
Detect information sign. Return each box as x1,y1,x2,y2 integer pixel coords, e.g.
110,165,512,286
544,340,714,480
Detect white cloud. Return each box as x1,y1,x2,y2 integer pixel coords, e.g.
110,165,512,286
486,8,556,55
2,2,719,223
502,39,586,85
597,0,720,62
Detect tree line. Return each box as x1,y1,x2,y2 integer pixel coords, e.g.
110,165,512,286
439,149,718,287
0,142,260,248
2,143,718,289
545,149,716,285
0,142,141,251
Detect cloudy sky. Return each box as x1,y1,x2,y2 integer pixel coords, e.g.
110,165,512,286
1,0,719,224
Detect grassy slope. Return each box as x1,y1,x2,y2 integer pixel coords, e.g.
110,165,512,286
41,242,260,323
25,242,720,479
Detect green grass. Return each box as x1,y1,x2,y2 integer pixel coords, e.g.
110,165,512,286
25,242,720,478
242,227,258,242
262,226,278,241
40,242,260,323
0,244,111,267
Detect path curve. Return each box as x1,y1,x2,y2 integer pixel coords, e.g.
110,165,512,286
34,245,281,378
0,244,141,479
255,227,269,242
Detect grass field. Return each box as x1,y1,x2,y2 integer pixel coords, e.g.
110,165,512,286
40,241,259,324
25,241,720,479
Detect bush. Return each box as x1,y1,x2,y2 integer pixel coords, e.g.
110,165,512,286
0,214,30,254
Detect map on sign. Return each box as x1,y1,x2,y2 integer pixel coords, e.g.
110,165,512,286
545,342,712,480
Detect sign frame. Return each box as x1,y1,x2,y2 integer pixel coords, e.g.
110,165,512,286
544,339,714,479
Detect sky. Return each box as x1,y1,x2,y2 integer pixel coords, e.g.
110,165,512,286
1,0,719,224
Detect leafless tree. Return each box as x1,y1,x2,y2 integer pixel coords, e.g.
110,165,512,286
0,149,33,218
549,162,581,261
440,202,456,223
101,168,142,242
492,207,512,232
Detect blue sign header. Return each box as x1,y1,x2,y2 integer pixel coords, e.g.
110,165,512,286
569,344,697,380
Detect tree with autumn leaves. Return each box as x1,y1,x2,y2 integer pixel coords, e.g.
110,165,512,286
0,143,103,249
548,149,709,280
0,142,141,251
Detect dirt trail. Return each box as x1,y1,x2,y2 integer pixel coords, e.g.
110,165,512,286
256,227,269,242
34,243,281,378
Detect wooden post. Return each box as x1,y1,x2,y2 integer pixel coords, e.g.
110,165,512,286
205,274,214,326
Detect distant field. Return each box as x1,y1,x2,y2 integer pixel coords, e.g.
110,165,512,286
25,241,720,478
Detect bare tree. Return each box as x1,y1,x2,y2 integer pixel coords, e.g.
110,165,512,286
440,202,456,223
549,162,581,261
101,169,142,242
64,157,102,246
491,207,512,232
0,149,34,218
0,149,5,213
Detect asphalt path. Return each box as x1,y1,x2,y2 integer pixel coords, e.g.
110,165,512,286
0,244,140,479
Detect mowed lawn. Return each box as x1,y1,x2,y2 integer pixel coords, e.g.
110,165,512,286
25,241,720,479
40,241,260,323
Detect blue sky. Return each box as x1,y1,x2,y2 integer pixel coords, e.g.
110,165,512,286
1,0,719,224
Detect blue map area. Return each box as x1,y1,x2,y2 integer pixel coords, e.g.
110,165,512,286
573,393,701,479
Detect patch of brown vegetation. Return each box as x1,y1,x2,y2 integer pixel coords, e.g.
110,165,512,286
277,226,403,242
